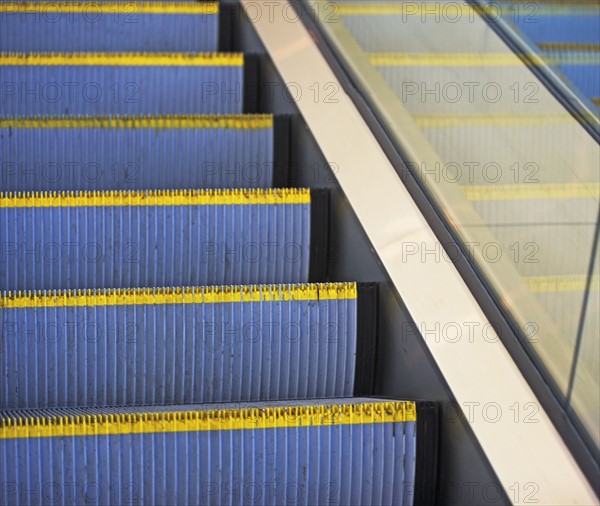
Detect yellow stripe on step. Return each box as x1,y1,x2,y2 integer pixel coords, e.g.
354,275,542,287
370,51,600,67
0,188,311,208
525,275,600,293
0,2,218,14
462,183,600,201
538,43,600,52
0,401,417,440
0,52,243,66
369,52,546,67
0,283,358,309
413,113,594,127
0,114,273,130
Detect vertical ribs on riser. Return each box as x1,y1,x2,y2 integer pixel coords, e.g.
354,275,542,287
0,283,380,408
0,53,244,116
0,115,276,191
0,399,421,506
0,188,314,290
0,2,219,53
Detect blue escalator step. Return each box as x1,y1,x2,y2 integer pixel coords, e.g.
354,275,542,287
0,52,244,116
0,188,314,290
0,282,377,408
0,398,431,506
0,2,219,52
0,114,276,191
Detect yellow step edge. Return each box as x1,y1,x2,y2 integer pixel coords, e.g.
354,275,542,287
370,50,600,68
0,114,273,130
525,275,600,293
538,43,600,52
413,113,594,127
540,52,600,65
462,183,600,201
0,283,358,308
0,52,243,66
369,52,558,67
0,188,311,208
0,401,417,440
0,2,219,14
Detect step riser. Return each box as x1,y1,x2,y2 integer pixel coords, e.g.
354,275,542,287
0,400,418,506
0,61,243,116
1,424,415,506
0,119,274,191
1,287,358,408
1,197,311,290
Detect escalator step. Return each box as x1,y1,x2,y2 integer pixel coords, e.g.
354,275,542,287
0,188,314,290
0,2,219,53
0,282,374,408
0,399,419,506
0,114,276,191
0,52,244,116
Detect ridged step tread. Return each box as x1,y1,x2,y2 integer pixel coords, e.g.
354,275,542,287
0,114,286,191
0,2,219,53
0,282,377,408
0,52,244,116
0,398,438,506
0,188,326,290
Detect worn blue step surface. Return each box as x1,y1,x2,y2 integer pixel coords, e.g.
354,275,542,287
0,283,361,409
0,399,419,506
0,115,275,191
0,2,219,53
0,188,313,291
0,53,244,116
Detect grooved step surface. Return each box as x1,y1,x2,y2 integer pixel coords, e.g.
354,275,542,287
0,53,244,116
0,2,219,52
0,399,417,506
0,283,358,409
0,115,275,191
0,189,312,290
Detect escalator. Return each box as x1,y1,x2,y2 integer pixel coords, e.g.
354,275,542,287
0,2,439,505
1,0,599,505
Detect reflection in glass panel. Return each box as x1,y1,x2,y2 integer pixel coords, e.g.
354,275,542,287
482,0,600,117
571,238,600,451
310,0,599,448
